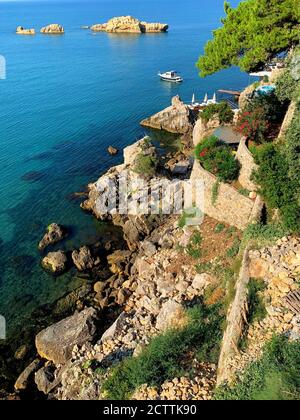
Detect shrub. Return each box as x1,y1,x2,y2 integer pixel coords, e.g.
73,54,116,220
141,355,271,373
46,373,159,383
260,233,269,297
236,109,268,143
133,153,158,177
252,144,300,233
215,336,300,400
226,238,241,258
102,302,224,400
275,69,297,102
247,278,267,324
285,109,300,191
211,180,220,205
215,223,226,233
200,102,234,124
195,136,240,182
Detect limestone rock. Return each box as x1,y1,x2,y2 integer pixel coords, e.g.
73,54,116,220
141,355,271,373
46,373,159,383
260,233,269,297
72,246,94,271
16,26,35,35
40,24,64,34
35,365,59,395
192,273,213,292
39,223,67,251
35,308,97,365
14,359,42,391
107,146,119,155
100,313,126,343
141,96,194,134
156,300,187,332
91,16,168,34
42,250,67,274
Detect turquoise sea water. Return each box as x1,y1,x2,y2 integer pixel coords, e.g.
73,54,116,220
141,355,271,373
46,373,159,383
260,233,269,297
0,0,248,334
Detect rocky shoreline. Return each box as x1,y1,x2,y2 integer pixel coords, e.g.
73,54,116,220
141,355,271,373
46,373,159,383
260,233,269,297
2,80,299,400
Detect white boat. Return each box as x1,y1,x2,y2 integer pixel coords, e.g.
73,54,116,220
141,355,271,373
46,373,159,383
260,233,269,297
158,71,183,83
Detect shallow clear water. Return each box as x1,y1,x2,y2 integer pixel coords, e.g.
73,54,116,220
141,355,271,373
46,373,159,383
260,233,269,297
0,0,248,334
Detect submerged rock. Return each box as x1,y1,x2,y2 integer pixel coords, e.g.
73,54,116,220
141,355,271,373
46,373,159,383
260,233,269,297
91,16,168,34
16,26,35,35
141,96,195,134
35,308,97,365
42,250,68,274
40,24,65,34
72,246,94,271
39,223,67,251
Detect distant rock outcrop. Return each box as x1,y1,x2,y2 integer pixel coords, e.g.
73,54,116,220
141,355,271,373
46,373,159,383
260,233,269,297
91,16,168,34
40,24,65,34
16,26,35,35
141,95,195,134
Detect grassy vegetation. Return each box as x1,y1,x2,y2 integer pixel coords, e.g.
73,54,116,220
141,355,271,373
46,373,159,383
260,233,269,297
101,302,225,400
215,223,226,233
247,278,267,324
211,180,220,206
226,238,241,258
215,336,300,400
133,153,158,177
238,188,251,197
242,222,290,249
239,278,267,350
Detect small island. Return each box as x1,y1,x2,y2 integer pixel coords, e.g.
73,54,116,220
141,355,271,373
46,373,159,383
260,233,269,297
90,16,168,34
40,24,65,34
16,26,35,35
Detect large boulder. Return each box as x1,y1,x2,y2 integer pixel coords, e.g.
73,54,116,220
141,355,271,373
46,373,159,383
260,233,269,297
91,16,168,34
40,24,64,34
42,250,67,274
72,246,94,271
155,300,188,332
39,223,67,251
141,96,194,134
35,308,97,365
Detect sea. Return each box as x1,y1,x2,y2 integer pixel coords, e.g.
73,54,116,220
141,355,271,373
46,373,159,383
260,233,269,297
0,0,249,337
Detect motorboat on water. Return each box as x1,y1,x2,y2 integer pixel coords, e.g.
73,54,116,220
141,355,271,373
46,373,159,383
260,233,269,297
158,71,183,83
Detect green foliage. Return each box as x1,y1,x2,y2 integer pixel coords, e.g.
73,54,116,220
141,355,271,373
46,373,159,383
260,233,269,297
102,303,224,400
133,153,158,177
238,188,251,197
226,238,241,258
211,180,220,206
243,223,289,244
215,223,226,233
215,335,300,400
247,279,267,324
197,0,300,77
187,232,202,259
195,136,240,182
236,110,268,143
285,108,300,193
200,102,234,124
253,144,300,232
276,69,298,102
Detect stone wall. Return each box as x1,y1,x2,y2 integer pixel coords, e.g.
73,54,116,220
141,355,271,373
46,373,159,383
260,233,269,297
217,247,250,385
190,161,257,231
277,101,297,141
236,138,258,191
192,118,220,146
